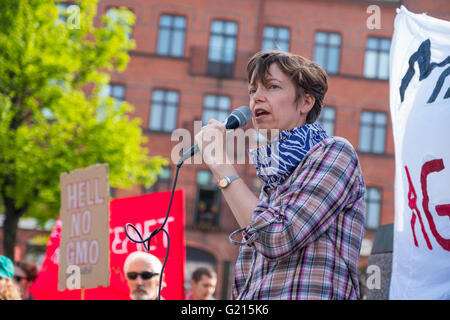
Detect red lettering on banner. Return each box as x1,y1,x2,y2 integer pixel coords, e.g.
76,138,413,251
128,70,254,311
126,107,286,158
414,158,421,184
436,204,450,219
112,266,125,283
411,212,418,247
420,159,450,251
405,165,433,249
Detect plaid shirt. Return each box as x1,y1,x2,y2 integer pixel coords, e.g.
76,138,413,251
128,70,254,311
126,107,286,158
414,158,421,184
229,137,365,300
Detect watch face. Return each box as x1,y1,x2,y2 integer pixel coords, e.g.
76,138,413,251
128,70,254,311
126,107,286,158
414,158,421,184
218,177,228,188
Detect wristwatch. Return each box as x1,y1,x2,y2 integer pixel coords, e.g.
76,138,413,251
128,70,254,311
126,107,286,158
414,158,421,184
217,174,240,189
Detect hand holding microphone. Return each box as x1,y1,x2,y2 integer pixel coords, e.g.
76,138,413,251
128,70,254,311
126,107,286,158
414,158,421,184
195,118,230,166
177,106,252,166
128,107,251,301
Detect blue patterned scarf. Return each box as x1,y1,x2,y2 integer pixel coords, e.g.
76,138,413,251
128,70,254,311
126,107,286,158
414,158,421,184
248,123,328,189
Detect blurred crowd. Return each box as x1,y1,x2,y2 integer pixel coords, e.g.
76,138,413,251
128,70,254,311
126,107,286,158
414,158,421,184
1,253,216,300
0,255,38,300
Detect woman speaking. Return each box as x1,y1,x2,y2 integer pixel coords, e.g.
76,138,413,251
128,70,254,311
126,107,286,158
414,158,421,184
194,50,366,300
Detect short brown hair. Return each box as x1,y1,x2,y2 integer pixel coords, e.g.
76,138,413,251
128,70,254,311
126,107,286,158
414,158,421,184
191,267,216,283
247,50,328,124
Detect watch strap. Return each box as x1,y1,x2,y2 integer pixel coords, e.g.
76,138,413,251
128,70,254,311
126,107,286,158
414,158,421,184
218,174,240,189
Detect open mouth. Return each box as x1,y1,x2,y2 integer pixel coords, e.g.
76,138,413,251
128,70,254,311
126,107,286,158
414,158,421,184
255,109,270,119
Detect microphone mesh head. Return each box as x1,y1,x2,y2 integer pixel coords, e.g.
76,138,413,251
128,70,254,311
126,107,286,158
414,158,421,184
234,106,253,126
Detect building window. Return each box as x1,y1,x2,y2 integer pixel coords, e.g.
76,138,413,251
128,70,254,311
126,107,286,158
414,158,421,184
365,187,382,230
105,7,133,39
313,31,341,74
143,167,172,193
358,111,387,154
157,14,186,57
202,95,231,125
195,170,221,228
317,106,335,136
262,26,290,52
364,37,390,80
56,2,71,22
149,89,179,132
100,83,125,102
97,84,125,121
208,20,238,78
109,187,115,198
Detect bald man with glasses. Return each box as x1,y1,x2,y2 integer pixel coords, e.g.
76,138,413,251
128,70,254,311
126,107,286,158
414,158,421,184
123,251,166,300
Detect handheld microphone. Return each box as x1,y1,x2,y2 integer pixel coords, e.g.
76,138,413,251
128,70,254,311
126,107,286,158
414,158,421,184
177,106,252,165
127,109,251,300
223,105,253,130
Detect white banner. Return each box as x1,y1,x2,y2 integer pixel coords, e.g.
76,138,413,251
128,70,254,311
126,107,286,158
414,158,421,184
389,6,450,299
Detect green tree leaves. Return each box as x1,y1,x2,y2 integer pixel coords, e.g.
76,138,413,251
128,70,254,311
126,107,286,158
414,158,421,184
0,0,167,257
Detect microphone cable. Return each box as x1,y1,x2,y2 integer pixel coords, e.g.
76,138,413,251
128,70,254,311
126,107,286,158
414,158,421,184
123,106,251,300
124,160,183,300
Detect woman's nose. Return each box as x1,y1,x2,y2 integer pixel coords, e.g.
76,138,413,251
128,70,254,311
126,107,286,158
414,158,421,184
252,86,266,102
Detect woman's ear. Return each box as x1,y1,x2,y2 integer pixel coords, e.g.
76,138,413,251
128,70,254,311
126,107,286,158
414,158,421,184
299,94,315,115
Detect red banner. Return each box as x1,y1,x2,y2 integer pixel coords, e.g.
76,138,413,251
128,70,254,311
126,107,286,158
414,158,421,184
30,190,186,300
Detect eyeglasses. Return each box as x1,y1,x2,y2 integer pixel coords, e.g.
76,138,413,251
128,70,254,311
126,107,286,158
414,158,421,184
126,271,159,281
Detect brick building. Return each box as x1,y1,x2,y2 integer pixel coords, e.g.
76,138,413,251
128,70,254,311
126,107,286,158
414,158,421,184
94,0,450,298
2,0,448,299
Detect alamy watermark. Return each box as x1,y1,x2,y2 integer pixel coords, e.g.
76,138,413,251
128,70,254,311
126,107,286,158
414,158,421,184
366,265,381,290
366,5,381,30
59,4,80,30
66,265,81,290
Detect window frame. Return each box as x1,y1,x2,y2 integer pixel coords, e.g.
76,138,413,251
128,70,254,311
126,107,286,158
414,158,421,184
316,105,336,136
194,170,222,228
97,83,126,122
105,6,135,39
358,110,388,155
363,36,391,80
364,186,382,230
56,2,74,22
207,19,239,78
202,94,231,126
104,83,126,102
156,13,187,58
148,88,180,133
313,30,342,75
261,25,291,52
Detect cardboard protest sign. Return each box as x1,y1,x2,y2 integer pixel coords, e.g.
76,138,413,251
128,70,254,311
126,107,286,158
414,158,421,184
30,189,186,300
58,164,110,291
